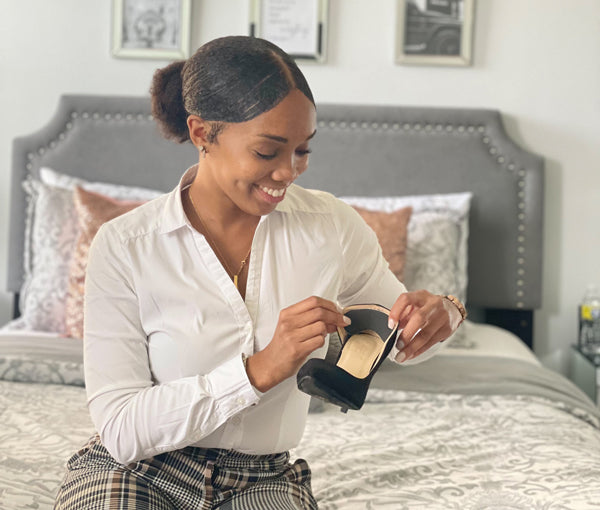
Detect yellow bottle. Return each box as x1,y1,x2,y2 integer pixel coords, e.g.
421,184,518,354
579,284,600,354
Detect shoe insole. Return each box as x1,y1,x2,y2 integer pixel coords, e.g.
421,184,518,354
336,331,382,379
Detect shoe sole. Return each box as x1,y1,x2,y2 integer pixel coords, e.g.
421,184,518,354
297,374,357,413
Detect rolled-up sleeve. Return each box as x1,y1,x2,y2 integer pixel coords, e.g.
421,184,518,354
84,223,259,465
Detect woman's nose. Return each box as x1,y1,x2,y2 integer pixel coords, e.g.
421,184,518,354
271,159,298,182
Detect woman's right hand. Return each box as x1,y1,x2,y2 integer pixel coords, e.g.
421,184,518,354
245,296,350,392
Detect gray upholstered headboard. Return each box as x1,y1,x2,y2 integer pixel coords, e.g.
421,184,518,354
7,95,544,346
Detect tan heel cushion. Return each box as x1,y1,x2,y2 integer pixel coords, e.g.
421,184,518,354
336,332,383,379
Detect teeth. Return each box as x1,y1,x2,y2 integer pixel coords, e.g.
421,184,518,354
261,186,286,198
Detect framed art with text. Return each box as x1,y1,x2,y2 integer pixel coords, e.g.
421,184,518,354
250,0,329,63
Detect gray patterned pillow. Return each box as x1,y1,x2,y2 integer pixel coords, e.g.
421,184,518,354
403,211,464,300
1,168,162,334
0,355,84,386
0,333,84,386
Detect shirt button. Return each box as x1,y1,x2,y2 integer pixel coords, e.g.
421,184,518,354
236,398,246,406
231,416,242,426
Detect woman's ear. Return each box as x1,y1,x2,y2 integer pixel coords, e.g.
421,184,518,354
187,115,209,148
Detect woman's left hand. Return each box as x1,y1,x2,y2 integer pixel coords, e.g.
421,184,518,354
388,290,463,363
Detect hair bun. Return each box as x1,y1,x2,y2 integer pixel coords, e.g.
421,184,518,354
150,60,190,143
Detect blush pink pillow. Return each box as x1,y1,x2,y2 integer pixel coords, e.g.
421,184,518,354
65,186,145,339
352,205,412,281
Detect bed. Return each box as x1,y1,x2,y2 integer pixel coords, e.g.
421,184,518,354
2,95,599,509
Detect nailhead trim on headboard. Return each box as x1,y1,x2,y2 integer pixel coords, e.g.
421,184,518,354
24,109,155,174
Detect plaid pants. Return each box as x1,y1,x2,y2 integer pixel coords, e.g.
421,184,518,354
55,434,317,509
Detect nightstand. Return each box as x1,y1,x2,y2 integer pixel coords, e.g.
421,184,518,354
569,345,600,405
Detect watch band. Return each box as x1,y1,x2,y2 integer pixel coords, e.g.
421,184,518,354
444,294,467,322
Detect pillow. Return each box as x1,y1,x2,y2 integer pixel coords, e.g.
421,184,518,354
3,180,79,333
65,187,145,339
340,193,472,303
0,331,84,386
351,206,412,281
403,211,462,298
1,168,162,334
39,167,162,200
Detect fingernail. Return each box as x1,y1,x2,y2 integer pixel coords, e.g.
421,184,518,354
396,351,407,363
388,318,398,330
343,315,352,325
396,340,405,350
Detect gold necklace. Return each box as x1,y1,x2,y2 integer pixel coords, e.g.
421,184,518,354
187,188,252,289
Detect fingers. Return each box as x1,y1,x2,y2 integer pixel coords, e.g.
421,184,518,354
289,295,341,316
281,296,350,333
295,319,338,344
258,296,350,392
396,313,450,362
389,290,429,327
392,291,454,362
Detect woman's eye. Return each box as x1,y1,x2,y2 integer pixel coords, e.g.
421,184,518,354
254,148,311,160
255,151,277,160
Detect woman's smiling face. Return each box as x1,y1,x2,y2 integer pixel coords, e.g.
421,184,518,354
192,89,317,217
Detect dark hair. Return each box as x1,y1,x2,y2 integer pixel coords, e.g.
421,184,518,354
150,36,315,143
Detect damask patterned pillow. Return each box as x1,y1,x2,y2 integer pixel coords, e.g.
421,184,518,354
0,332,84,386
1,168,162,334
403,211,462,298
65,187,145,339
3,181,79,333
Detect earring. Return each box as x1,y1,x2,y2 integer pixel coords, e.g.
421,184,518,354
199,145,207,159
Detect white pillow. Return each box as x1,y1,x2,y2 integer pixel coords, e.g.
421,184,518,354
39,167,162,200
2,168,163,334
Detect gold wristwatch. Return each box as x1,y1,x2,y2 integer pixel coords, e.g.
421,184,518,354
444,294,467,322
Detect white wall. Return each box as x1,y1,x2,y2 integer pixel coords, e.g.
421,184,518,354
1,0,599,374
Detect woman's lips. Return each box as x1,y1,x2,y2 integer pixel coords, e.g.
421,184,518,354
256,185,287,203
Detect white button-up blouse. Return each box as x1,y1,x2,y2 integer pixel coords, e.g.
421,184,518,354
84,166,432,465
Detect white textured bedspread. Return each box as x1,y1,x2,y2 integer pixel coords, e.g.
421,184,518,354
0,381,92,509
294,390,600,509
1,357,599,509
293,357,600,509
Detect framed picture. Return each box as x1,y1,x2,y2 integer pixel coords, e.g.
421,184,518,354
112,0,191,60
249,0,328,63
395,0,475,66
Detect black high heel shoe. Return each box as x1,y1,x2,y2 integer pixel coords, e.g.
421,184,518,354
297,304,398,413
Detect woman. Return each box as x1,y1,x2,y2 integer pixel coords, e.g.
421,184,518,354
55,35,464,509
